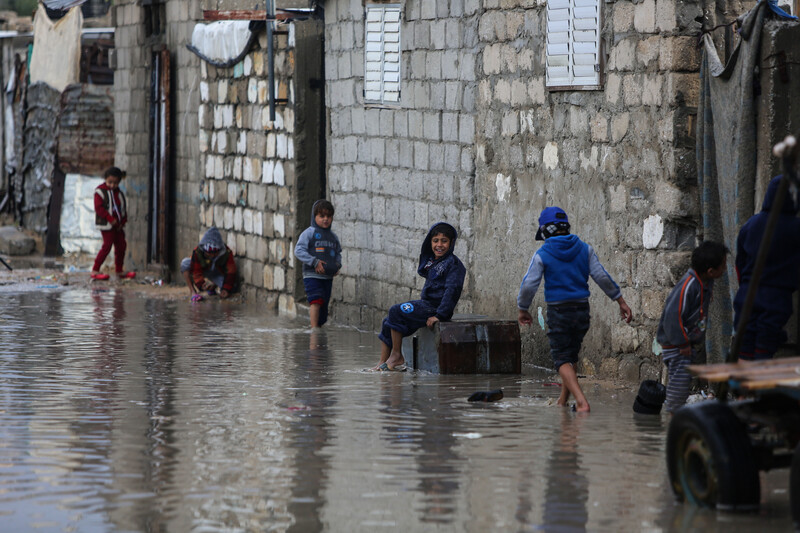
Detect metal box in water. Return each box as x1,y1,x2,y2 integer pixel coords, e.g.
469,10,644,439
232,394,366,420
402,315,521,374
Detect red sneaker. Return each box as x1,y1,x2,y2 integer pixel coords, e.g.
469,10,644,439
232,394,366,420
91,273,110,280
118,272,136,279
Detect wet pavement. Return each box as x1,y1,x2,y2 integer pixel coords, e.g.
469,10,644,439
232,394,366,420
0,286,793,532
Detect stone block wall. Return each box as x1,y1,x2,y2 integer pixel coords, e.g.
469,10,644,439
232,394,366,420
113,0,203,273
471,0,710,378
324,0,479,331
199,26,300,310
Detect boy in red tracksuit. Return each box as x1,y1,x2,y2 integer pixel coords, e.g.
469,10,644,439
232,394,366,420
92,167,135,280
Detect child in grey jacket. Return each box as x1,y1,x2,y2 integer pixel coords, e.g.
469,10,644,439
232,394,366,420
656,241,728,413
294,200,342,328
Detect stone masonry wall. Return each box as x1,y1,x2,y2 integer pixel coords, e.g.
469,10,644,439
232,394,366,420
324,0,478,331
113,0,203,274
199,27,299,310
469,0,725,381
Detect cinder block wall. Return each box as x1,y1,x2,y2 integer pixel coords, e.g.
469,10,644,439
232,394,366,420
470,1,710,378
324,0,478,331
324,0,760,380
113,0,203,274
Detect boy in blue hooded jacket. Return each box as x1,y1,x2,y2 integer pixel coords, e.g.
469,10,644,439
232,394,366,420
518,207,633,412
374,222,467,371
733,175,800,360
294,200,342,328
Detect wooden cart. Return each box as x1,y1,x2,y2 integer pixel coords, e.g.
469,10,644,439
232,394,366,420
666,356,800,520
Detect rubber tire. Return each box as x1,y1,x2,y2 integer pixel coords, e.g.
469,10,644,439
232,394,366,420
792,443,800,528
666,401,760,511
638,379,666,406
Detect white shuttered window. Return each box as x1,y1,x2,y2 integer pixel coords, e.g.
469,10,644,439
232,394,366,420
364,4,401,104
546,0,601,89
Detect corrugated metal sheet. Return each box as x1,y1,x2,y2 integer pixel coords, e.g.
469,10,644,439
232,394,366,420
57,84,114,175
21,83,60,232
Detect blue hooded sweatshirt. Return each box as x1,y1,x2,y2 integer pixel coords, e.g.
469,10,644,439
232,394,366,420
518,234,621,308
294,200,342,280
736,175,800,290
418,222,467,321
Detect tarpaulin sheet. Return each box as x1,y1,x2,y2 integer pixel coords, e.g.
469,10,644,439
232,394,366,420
189,21,256,67
29,4,82,93
697,2,768,362
60,173,103,254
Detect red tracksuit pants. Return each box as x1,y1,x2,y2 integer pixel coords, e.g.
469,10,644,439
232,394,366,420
93,229,126,273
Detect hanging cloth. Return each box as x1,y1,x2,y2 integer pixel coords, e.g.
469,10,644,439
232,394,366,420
29,4,83,93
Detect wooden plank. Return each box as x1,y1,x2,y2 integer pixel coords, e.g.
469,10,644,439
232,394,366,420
203,10,293,21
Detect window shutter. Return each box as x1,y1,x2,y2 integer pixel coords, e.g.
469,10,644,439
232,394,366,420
546,0,600,88
364,5,402,104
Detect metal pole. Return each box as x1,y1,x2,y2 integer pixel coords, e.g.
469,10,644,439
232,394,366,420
267,0,275,122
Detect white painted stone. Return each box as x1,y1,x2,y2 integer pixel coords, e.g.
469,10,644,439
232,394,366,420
266,133,276,157
274,266,285,291
262,160,275,184
277,134,288,158
227,183,237,204
233,157,243,180
243,209,253,233
234,208,243,231
214,156,224,179
213,106,223,129
217,80,228,104
244,55,253,76
495,173,512,202
254,211,263,236
543,142,559,170
247,78,258,103
643,214,664,249
287,138,294,159
218,131,227,153
237,132,247,154
243,158,254,182
274,213,285,237
200,81,209,102
206,155,215,178
274,161,285,186
224,207,234,229
199,130,209,153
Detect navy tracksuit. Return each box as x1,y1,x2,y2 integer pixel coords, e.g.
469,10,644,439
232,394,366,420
734,175,800,359
379,222,466,349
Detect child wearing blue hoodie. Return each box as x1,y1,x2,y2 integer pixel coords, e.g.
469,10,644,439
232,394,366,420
518,207,632,412
374,222,467,371
733,175,800,360
294,200,342,328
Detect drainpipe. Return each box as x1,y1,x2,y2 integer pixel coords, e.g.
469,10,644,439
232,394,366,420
267,0,275,122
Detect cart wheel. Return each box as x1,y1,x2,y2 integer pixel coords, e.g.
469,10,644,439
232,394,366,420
666,401,760,511
792,444,800,527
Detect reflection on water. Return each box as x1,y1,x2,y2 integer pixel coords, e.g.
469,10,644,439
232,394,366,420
0,288,793,531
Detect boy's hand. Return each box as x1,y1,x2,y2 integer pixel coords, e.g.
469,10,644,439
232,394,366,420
679,345,692,357
314,261,326,274
617,297,633,323
518,309,533,326
426,316,439,328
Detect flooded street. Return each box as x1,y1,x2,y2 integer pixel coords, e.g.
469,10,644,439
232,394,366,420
0,286,793,532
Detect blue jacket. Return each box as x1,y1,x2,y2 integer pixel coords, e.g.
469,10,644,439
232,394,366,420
294,200,342,280
736,175,800,291
418,222,467,320
518,234,621,308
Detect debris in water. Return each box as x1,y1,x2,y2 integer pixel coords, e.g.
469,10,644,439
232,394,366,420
467,389,504,402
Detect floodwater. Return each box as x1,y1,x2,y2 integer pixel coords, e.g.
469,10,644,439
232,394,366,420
0,286,793,532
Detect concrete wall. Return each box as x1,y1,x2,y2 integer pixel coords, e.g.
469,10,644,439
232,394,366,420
113,0,203,274
324,0,478,331
198,22,323,311
322,0,763,380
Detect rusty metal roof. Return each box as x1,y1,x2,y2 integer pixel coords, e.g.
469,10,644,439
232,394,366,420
57,84,114,176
